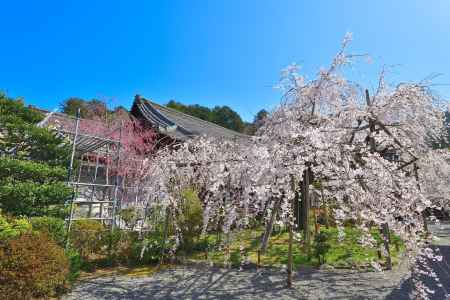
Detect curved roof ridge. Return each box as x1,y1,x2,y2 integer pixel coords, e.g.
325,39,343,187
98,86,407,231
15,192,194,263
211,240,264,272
141,97,250,139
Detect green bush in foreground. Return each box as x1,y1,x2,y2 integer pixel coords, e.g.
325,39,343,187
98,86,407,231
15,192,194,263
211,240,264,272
69,220,105,260
0,232,69,299
65,247,82,283
31,216,66,246
0,213,31,240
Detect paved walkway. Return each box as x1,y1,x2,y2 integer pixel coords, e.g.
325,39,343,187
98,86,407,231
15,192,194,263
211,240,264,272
386,223,450,300
64,224,450,300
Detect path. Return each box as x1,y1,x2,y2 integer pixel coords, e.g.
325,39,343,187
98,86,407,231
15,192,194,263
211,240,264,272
387,222,450,299
64,223,450,300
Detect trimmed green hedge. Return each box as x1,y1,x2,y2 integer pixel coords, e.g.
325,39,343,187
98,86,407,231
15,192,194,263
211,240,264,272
0,180,71,217
0,157,67,182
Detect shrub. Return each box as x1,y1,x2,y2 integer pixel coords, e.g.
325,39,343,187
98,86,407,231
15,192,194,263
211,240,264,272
102,228,138,266
120,207,139,230
313,231,331,265
69,219,105,260
0,232,69,298
0,213,31,240
31,216,66,246
0,179,71,217
133,232,167,264
65,247,82,283
177,188,203,253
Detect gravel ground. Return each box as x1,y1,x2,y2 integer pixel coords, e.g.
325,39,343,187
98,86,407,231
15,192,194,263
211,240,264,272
64,223,450,300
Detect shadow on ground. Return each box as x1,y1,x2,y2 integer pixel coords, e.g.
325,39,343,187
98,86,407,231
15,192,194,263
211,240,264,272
386,245,450,300
64,264,408,300
64,224,450,299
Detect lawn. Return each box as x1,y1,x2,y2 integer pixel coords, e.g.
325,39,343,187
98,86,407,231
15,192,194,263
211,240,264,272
189,226,404,270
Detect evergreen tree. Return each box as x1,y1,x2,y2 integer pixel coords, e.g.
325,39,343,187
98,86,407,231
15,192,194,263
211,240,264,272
0,93,72,217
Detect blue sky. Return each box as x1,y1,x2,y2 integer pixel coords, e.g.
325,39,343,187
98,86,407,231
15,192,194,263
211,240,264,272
1,1,449,121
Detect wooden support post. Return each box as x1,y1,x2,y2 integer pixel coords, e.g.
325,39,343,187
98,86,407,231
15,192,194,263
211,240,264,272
159,207,170,266
320,184,329,229
257,249,261,269
287,219,293,288
413,163,429,234
293,190,300,231
287,175,296,288
314,208,320,235
301,167,311,254
260,197,281,253
381,223,392,270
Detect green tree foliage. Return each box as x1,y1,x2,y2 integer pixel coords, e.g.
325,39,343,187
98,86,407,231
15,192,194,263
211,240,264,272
211,106,245,132
166,100,246,133
60,97,122,122
166,100,213,122
166,100,270,134
59,97,90,117
0,95,70,165
0,94,71,217
244,109,268,135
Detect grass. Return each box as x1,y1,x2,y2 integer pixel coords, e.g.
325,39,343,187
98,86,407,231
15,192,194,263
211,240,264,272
188,226,404,270
78,264,172,280
74,225,405,281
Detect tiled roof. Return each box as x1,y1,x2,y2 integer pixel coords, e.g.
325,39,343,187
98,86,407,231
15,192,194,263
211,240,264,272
131,95,250,141
34,109,121,156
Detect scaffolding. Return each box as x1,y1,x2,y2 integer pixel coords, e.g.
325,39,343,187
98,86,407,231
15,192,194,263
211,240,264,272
63,110,123,245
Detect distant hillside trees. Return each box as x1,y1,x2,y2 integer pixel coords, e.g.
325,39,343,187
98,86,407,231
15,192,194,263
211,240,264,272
60,97,113,122
244,109,268,135
166,100,267,134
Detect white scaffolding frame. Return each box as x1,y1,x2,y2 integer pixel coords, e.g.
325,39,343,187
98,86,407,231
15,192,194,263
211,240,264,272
64,109,123,247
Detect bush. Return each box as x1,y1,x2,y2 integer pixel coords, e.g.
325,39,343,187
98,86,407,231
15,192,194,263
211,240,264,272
69,219,105,260
0,213,31,240
120,207,139,230
0,180,72,217
102,228,139,266
131,231,178,265
0,232,69,298
313,231,331,265
178,188,203,253
65,247,82,283
31,216,66,246
102,229,165,267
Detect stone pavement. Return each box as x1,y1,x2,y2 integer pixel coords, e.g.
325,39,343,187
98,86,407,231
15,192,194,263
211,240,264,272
64,223,450,300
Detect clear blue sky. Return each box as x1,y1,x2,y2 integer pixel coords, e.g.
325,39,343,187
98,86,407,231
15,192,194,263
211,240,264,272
1,0,449,121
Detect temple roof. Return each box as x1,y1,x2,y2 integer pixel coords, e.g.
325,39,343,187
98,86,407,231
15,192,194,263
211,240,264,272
34,109,121,156
131,95,249,141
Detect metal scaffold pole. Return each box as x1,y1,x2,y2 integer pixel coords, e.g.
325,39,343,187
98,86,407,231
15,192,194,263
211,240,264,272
111,121,123,231
66,108,81,249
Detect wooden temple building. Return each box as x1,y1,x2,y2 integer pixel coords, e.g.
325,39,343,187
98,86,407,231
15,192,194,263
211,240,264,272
38,95,248,231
